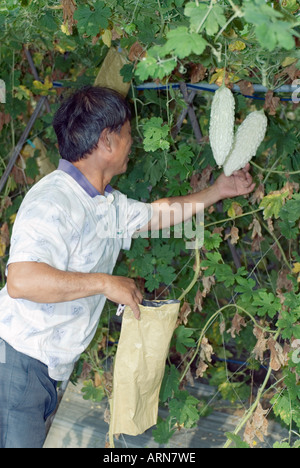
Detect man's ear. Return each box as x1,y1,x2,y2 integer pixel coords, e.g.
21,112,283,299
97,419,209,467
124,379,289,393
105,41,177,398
98,128,114,152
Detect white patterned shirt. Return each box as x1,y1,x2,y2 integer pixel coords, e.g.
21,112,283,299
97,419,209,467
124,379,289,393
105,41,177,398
0,160,152,381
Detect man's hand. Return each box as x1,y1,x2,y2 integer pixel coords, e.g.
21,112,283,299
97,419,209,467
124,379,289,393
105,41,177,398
214,163,255,200
102,275,143,320
7,262,143,320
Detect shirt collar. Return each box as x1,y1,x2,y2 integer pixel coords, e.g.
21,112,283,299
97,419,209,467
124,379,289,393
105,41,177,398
57,159,113,198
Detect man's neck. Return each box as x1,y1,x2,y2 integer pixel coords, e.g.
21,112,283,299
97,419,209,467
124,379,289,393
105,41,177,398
72,160,111,196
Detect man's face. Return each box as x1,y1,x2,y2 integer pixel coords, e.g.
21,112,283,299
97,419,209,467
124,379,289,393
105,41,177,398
110,120,133,175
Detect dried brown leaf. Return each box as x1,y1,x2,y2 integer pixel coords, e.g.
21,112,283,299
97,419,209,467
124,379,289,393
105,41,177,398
219,319,226,335
190,166,213,192
128,41,146,62
227,313,246,338
267,337,287,371
195,359,208,378
238,80,254,96
224,226,239,245
0,112,10,132
244,403,268,447
252,326,267,362
200,336,214,362
62,0,77,34
190,63,207,84
250,183,265,205
177,301,191,326
194,289,203,313
276,268,294,292
202,275,215,297
264,90,280,116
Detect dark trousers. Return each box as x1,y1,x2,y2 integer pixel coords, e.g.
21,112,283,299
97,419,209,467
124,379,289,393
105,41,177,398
0,339,57,448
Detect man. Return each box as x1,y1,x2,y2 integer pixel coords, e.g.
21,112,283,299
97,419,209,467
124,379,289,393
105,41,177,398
0,86,255,448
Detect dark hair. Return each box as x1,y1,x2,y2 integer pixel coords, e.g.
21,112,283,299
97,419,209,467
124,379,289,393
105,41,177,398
52,86,132,162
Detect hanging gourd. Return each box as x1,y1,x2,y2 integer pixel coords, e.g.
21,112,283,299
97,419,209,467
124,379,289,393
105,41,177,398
223,110,268,176
209,84,235,167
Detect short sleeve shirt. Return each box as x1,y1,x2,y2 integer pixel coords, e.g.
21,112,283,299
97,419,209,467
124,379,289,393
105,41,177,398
0,160,152,381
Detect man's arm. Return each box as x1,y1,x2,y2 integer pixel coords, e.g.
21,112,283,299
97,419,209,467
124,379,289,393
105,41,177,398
7,262,143,319
141,164,255,232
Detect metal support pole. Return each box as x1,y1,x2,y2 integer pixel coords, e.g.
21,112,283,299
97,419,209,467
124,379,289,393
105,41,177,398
0,96,47,193
171,82,203,143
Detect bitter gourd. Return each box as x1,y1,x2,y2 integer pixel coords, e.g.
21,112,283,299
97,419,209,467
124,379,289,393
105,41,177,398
209,84,235,166
223,110,268,176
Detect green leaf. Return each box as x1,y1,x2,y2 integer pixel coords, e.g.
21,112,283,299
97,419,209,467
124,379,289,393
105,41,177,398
160,365,180,402
273,441,292,448
169,391,200,428
184,2,207,33
204,231,222,250
271,390,292,426
215,264,235,287
284,370,300,401
135,46,178,81
145,274,160,292
201,252,235,286
81,380,105,402
201,251,223,276
243,0,295,51
157,264,176,286
176,144,194,165
143,117,170,152
234,276,256,302
205,4,226,36
135,55,160,81
252,290,281,318
185,2,226,36
120,64,135,83
278,195,300,239
225,432,250,448
153,417,176,444
74,0,111,37
277,310,300,339
25,155,40,179
259,191,289,219
144,155,166,187
39,11,59,32
273,21,295,50
219,381,251,403
175,325,196,354
255,23,277,51
164,27,207,59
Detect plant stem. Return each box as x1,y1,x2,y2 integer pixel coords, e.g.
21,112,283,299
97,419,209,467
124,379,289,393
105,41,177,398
178,237,200,301
131,82,143,140
251,161,300,175
214,10,241,42
196,0,213,34
260,218,292,271
223,329,280,448
205,207,264,228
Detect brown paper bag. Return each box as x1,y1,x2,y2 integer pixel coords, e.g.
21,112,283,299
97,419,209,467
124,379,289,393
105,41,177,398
94,47,130,97
109,299,180,438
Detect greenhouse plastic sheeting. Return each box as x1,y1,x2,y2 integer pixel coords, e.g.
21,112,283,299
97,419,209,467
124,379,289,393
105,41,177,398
109,299,180,437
